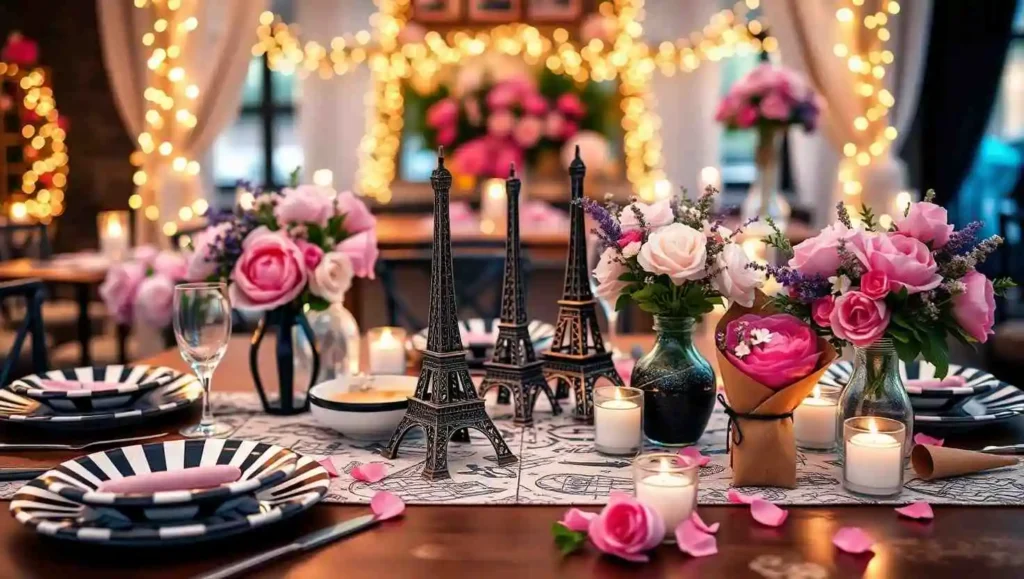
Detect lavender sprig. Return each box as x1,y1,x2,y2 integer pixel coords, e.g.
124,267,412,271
943,221,982,256
579,197,621,240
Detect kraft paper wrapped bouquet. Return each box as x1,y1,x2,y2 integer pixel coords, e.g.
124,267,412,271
715,292,838,488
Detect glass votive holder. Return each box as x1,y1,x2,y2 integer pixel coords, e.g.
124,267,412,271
594,386,643,456
633,452,699,537
842,416,906,497
97,210,130,260
794,384,840,452
367,327,408,375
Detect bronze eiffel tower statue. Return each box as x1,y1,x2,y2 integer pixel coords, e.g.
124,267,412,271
382,148,517,480
478,164,561,425
543,146,624,422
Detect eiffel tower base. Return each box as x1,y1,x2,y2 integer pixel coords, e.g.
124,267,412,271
381,398,518,480
479,361,561,426
543,352,624,422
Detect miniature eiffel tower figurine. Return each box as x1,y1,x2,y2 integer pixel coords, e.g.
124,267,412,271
543,146,625,421
382,148,517,480
478,164,562,425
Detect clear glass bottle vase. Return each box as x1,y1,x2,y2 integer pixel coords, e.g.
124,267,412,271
295,302,361,383
836,338,914,458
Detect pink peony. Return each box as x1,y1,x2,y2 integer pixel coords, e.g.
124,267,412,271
593,247,628,303
812,295,835,327
588,493,665,563
513,116,543,148
336,191,377,234
723,314,821,389
862,234,942,294
788,223,869,277
229,227,307,311
487,109,515,138
952,270,995,343
186,223,231,281
759,91,791,121
133,274,175,327
556,93,586,118
895,201,954,249
336,229,379,279
544,112,566,139
295,239,325,271
276,185,333,227
2,33,38,66
100,262,146,325
426,98,458,128
735,105,758,128
523,93,548,116
860,269,890,300
152,251,187,280
830,291,889,347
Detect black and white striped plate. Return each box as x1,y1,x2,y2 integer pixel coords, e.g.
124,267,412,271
9,455,329,547
413,318,555,366
41,439,299,510
9,365,187,412
821,361,1000,398
914,383,1024,427
0,377,202,431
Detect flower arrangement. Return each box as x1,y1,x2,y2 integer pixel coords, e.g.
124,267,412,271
583,187,765,318
186,183,379,312
100,247,187,328
763,193,1014,377
715,63,821,132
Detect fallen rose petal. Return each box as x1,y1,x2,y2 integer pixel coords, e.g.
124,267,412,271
913,433,944,447
559,508,598,533
678,446,711,467
750,499,788,527
317,457,339,478
691,512,719,534
832,527,875,554
675,519,718,557
370,491,406,521
727,489,760,505
895,501,934,520
351,462,389,483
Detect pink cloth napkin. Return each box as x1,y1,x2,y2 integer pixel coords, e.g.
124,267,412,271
97,465,242,494
907,376,967,390
37,380,125,392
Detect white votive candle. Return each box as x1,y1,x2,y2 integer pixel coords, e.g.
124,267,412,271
794,385,838,450
594,386,643,455
97,210,129,260
843,417,904,496
368,327,407,375
633,454,698,537
480,178,506,227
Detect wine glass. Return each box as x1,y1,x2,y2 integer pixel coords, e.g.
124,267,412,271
173,282,233,438
586,232,623,359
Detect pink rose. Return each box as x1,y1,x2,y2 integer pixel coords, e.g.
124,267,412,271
437,126,456,146
229,227,307,311
544,112,566,139
588,493,665,562
336,229,379,279
617,229,643,248
276,185,333,227
426,98,458,128
523,93,548,116
952,270,995,343
561,121,580,140
452,137,490,176
556,93,585,118
895,201,953,249
487,82,520,110
131,245,159,265
759,91,791,121
736,105,758,128
133,274,175,327
712,243,765,307
860,270,890,300
619,198,675,232
487,109,515,138
593,247,628,303
491,143,523,179
308,251,354,303
723,313,821,389
464,98,482,126
559,508,597,533
2,33,38,66
295,240,324,271
186,223,231,281
637,223,708,284
152,251,187,280
336,191,377,234
830,291,890,347
100,262,146,325
812,296,835,327
715,95,741,122
788,223,869,277
862,234,941,294
513,116,543,148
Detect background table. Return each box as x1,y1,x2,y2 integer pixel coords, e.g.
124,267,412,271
0,336,1023,578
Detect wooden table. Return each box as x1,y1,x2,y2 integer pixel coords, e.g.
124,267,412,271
1,336,1023,578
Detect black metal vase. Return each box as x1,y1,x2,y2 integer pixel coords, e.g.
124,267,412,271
249,304,320,415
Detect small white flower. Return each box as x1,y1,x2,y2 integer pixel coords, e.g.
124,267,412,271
733,342,751,358
749,328,773,345
829,274,851,295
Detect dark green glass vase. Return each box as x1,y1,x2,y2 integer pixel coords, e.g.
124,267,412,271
630,316,716,446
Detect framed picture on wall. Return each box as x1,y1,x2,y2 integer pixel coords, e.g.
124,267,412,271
527,0,583,21
468,0,523,22
413,0,462,23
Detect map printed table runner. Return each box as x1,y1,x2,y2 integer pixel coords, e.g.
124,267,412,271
3,391,1021,506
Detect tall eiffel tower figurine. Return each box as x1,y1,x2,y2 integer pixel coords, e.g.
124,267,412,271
543,146,625,421
478,164,562,425
382,148,517,480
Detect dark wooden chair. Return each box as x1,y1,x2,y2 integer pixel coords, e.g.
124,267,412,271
0,279,48,385
0,223,51,261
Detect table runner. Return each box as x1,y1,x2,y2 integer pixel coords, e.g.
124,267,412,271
3,392,1021,506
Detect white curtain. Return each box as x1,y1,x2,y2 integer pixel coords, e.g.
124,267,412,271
98,0,267,243
762,0,931,224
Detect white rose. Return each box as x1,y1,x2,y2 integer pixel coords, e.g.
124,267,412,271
621,241,641,258
619,198,675,232
637,223,708,284
593,247,629,303
712,243,764,307
309,251,354,303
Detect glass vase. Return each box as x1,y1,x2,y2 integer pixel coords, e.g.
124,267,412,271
296,303,361,383
836,338,914,458
740,125,791,231
630,316,716,447
250,304,319,415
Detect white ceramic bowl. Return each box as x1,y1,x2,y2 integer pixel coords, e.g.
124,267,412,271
309,375,417,441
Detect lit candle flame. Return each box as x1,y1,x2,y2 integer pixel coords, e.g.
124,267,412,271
659,457,671,473
613,387,623,401
812,384,821,399
377,327,399,348
868,418,878,435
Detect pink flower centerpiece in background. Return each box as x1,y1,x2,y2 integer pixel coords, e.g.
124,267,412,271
100,249,185,329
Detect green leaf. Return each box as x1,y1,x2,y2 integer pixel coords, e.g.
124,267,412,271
306,296,331,312
617,271,641,283
614,293,632,312
893,337,920,363
924,331,950,378
551,522,587,556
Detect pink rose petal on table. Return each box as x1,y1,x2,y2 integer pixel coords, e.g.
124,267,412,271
351,463,389,483
727,489,760,505
750,499,789,527
832,527,875,554
675,519,718,557
913,433,944,447
317,457,339,478
370,491,405,521
691,512,719,534
895,501,934,520
559,508,598,533
678,447,711,467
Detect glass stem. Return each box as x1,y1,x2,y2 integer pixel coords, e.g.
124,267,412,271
607,310,619,352
196,369,214,427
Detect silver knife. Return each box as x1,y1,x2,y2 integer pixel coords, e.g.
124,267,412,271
981,444,1024,455
193,514,379,579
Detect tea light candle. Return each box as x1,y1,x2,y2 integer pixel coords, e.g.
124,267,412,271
594,386,643,455
794,385,838,451
843,417,905,496
633,453,698,535
97,210,129,260
479,178,506,229
698,166,722,194
368,327,407,375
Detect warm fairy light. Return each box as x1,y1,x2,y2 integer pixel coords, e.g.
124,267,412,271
312,168,334,187
895,190,912,213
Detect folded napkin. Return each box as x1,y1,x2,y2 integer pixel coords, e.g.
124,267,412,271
906,376,967,390
37,380,125,392
97,465,242,494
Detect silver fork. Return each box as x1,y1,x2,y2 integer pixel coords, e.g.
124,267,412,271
0,432,168,451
